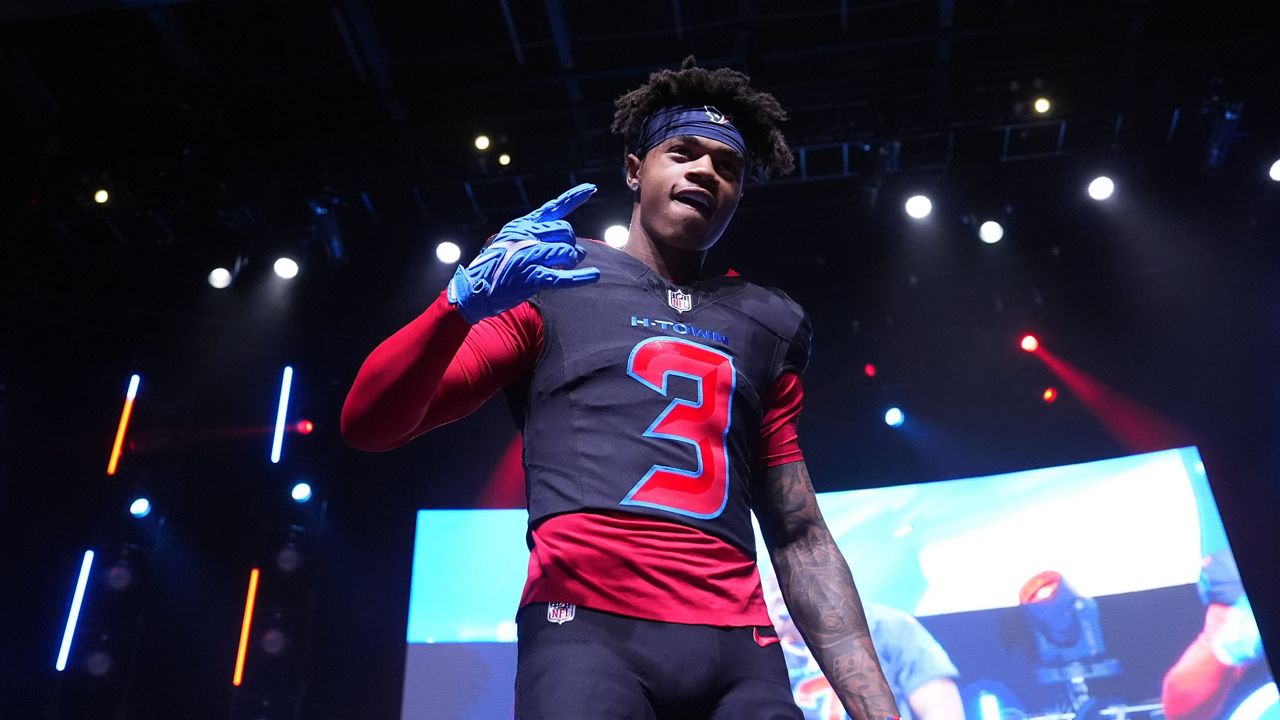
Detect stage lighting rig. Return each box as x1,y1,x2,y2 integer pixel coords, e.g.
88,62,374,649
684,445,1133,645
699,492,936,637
904,195,932,219
604,225,629,248
979,220,1004,244
1087,176,1115,201
435,241,462,264
1019,571,1121,712
272,257,299,280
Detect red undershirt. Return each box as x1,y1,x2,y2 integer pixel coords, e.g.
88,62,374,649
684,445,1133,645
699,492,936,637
342,290,806,627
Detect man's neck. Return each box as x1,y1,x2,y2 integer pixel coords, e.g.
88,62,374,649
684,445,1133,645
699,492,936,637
624,229,706,286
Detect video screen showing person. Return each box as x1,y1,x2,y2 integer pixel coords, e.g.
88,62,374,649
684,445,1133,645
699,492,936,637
402,447,1276,720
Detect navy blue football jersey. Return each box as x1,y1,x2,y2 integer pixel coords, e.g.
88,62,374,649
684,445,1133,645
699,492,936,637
514,240,812,555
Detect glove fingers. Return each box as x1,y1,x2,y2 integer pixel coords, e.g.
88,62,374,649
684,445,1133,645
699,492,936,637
518,240,585,269
523,220,576,245
522,183,597,223
525,265,601,288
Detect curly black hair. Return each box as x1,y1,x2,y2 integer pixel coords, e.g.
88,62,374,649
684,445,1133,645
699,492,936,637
611,57,795,179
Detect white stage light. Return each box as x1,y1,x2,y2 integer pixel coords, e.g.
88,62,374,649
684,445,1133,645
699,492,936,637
273,257,299,279
93,189,110,204
1088,176,1115,201
979,221,1004,244
498,153,512,166
1269,159,1280,182
208,267,232,289
436,241,462,264
474,135,491,150
129,498,151,518
884,407,905,427
904,195,932,219
1033,97,1051,114
604,225,629,248
291,482,312,503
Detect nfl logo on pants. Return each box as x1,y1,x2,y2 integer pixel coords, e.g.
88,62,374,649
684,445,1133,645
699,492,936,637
547,602,576,625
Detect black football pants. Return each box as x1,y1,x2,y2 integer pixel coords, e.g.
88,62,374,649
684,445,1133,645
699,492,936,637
515,602,804,720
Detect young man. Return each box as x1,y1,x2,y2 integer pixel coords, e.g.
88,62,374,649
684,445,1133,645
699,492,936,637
342,59,899,720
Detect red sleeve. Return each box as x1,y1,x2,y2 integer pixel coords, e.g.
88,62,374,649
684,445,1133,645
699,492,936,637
757,370,805,467
341,289,543,451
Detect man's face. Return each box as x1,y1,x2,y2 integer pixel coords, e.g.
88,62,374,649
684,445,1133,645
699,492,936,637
627,134,746,253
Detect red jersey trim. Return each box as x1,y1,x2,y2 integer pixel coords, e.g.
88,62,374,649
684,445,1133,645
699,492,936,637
521,510,772,627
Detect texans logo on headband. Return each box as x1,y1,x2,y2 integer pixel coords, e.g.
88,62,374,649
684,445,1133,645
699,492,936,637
636,105,750,163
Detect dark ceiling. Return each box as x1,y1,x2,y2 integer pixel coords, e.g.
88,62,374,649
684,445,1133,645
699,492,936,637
2,1,1279,718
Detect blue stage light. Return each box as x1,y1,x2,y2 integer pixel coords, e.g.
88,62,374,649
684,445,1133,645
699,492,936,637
291,482,313,503
884,407,905,427
56,550,95,671
129,497,151,518
271,366,294,464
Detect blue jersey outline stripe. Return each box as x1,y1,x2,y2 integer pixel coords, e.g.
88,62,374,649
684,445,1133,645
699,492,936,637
622,336,736,520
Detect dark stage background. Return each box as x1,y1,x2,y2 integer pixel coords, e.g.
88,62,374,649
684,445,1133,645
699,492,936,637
2,1,1278,717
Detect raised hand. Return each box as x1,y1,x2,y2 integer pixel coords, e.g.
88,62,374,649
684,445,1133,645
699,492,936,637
447,183,601,324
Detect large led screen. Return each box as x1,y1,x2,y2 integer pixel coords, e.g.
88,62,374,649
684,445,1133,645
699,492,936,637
402,447,1275,720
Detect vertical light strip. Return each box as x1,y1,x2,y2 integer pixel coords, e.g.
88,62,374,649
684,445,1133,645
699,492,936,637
55,550,95,671
106,374,141,475
978,692,1002,720
232,568,261,687
270,366,293,464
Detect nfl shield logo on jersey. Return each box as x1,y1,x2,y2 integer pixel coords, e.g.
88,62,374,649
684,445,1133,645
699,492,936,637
668,288,693,312
546,602,576,625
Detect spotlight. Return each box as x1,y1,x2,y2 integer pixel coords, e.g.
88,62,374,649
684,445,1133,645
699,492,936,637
129,498,151,518
904,195,932,219
474,134,491,151
1033,97,1052,114
1021,335,1040,352
863,363,877,378
1087,176,1115,201
436,241,462,264
290,482,312,503
85,649,113,676
1043,387,1058,403
273,257,299,279
106,561,133,591
1269,159,1280,182
261,627,288,655
884,407,905,427
1019,571,1115,671
208,267,233,289
295,419,314,435
978,221,1004,244
93,189,110,205
603,225,629,248
276,543,303,572
498,153,512,166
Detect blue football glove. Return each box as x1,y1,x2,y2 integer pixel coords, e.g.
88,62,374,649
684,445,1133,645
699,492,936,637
447,183,601,324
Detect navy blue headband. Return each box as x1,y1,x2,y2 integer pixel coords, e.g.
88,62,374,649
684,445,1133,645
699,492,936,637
635,105,751,164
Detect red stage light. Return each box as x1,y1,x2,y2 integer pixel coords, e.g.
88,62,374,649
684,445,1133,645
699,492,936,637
1019,571,1063,604
295,419,314,435
863,364,877,378
1043,387,1058,403
1020,335,1040,352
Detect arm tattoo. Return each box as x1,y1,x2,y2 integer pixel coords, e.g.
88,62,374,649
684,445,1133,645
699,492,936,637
760,460,901,720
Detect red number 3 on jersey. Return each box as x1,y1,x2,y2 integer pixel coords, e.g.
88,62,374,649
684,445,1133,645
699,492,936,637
623,336,736,519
